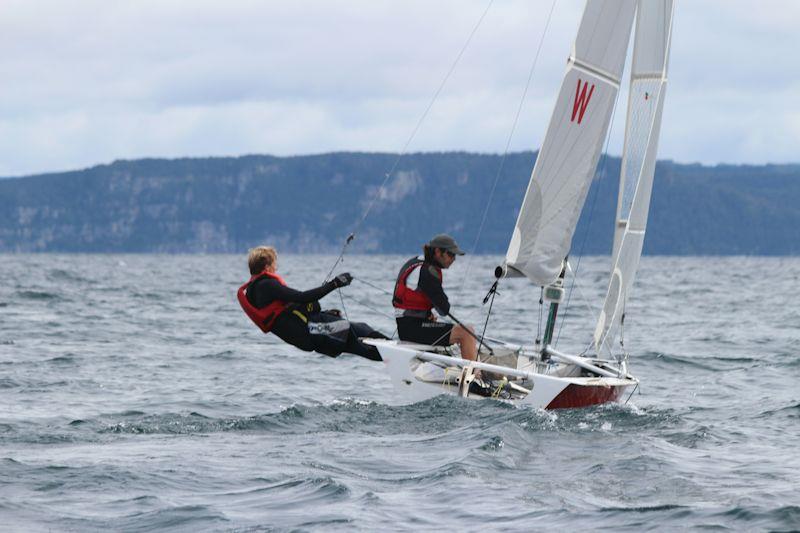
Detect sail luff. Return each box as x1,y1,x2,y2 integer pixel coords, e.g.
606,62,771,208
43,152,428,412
504,0,637,286
594,0,675,355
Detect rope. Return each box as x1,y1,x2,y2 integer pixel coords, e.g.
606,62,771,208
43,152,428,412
416,292,498,356
325,0,496,282
423,315,480,352
457,0,557,296
491,377,508,399
429,320,456,347
451,312,493,355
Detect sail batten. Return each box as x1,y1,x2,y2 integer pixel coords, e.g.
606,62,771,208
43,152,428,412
631,73,666,80
504,0,637,286
571,60,624,86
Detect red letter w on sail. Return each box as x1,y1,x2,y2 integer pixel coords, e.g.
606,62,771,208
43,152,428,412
571,79,595,124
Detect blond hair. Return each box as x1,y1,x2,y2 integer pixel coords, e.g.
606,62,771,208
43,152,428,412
248,246,277,275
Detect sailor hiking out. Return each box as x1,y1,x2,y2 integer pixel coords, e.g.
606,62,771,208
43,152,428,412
238,246,387,361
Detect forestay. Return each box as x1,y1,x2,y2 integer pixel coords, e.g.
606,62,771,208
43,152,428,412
504,0,636,285
594,0,675,355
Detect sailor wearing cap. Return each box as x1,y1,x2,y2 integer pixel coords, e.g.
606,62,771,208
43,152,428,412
391,234,478,361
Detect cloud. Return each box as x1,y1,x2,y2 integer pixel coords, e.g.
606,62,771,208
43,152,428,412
0,0,798,176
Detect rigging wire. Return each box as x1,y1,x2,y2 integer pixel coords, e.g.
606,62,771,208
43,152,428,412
340,292,396,321
353,277,393,296
624,382,639,405
448,0,557,348
337,287,349,320
564,261,603,328
324,0,496,282
478,280,499,351
536,286,544,345
345,276,398,331
457,0,558,298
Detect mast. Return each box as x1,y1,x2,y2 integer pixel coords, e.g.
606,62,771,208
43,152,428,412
541,260,567,358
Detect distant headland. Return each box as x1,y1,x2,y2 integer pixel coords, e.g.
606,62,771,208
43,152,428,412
1,152,798,255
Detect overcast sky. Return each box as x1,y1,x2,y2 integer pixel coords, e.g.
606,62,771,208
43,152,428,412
1,0,798,177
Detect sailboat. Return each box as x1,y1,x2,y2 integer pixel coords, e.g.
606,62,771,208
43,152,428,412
366,0,675,409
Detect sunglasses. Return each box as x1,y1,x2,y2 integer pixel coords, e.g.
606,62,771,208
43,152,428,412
444,250,456,258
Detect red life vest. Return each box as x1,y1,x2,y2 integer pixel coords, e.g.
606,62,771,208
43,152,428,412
237,270,289,333
393,258,442,312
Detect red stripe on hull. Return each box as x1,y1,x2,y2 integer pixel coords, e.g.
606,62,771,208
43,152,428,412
546,383,625,410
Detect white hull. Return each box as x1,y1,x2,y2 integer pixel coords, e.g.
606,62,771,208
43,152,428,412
366,339,637,409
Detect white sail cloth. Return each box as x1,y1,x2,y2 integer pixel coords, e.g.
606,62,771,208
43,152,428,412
594,0,675,354
504,0,636,285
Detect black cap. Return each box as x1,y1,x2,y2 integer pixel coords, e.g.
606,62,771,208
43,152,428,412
428,234,465,255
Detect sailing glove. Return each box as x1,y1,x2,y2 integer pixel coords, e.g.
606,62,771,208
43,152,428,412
333,272,353,288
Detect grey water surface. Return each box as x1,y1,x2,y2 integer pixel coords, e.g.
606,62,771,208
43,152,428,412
0,254,798,532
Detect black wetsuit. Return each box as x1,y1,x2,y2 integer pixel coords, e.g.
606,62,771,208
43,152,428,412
247,278,385,360
395,257,454,346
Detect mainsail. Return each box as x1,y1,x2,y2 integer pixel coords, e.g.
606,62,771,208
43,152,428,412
594,0,675,354
504,0,636,285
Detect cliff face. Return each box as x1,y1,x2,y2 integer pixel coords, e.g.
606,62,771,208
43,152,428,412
1,152,799,254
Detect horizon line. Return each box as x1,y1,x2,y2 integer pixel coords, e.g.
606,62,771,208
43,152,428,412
3,150,799,180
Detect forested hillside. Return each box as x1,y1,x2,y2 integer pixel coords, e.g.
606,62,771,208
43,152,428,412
1,152,798,255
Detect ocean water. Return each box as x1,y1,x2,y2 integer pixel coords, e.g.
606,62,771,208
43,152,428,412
0,253,798,532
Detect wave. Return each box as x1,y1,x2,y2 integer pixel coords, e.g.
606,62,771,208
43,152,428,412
510,401,684,435
19,397,491,440
237,476,351,509
660,423,721,449
0,378,20,389
45,354,79,365
1,427,93,445
64,505,230,532
47,269,90,283
14,290,64,301
601,503,688,513
758,401,800,419
91,400,372,436
784,357,800,368
196,350,238,360
1,397,690,451
714,505,800,529
645,352,758,372
43,396,683,442
131,291,168,301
